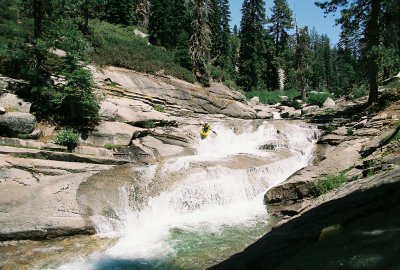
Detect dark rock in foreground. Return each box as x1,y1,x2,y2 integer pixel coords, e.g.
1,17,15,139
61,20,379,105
209,168,400,270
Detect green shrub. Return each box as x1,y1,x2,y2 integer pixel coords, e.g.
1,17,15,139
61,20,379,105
55,129,80,151
143,120,156,129
347,128,354,136
351,86,368,99
310,173,346,197
31,62,100,125
153,104,165,112
245,89,300,105
306,92,331,107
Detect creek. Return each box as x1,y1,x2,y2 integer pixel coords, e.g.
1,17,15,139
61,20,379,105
2,120,319,270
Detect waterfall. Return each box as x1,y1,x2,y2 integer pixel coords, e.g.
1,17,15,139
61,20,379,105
58,121,319,270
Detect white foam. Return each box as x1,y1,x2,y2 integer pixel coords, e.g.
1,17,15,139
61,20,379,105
56,121,319,268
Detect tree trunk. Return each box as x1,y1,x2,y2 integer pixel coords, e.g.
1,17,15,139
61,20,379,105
33,0,44,70
367,0,380,105
82,0,90,34
33,0,43,39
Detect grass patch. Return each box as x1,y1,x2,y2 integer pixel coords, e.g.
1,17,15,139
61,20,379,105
310,173,346,197
391,131,400,141
88,20,195,83
104,143,126,150
244,89,300,105
350,85,369,99
385,79,400,89
306,92,331,107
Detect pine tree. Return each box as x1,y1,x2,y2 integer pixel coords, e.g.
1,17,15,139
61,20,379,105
220,0,233,72
149,0,187,49
268,0,293,56
237,0,267,91
104,0,136,26
209,0,223,65
267,0,293,90
294,26,312,99
175,31,192,70
189,0,211,85
316,0,392,104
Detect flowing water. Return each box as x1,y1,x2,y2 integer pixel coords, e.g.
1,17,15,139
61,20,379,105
2,120,319,270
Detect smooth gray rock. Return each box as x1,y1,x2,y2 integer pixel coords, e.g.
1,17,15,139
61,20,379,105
100,97,167,124
0,112,37,137
322,97,336,108
94,66,256,119
249,96,260,107
301,105,320,115
81,121,143,147
280,96,289,102
0,155,113,241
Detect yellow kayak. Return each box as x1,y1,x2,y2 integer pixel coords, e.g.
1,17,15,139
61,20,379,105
200,127,211,139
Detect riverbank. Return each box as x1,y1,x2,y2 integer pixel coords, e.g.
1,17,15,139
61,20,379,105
210,89,400,269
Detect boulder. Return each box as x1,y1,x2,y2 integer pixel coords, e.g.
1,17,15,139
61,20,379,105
208,83,246,102
0,93,32,113
280,96,289,102
322,97,336,108
0,75,30,95
80,121,144,147
257,110,273,119
0,106,5,115
0,112,37,137
221,101,257,119
140,135,184,158
280,107,295,118
301,105,320,116
249,96,260,107
280,107,301,119
133,29,149,38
